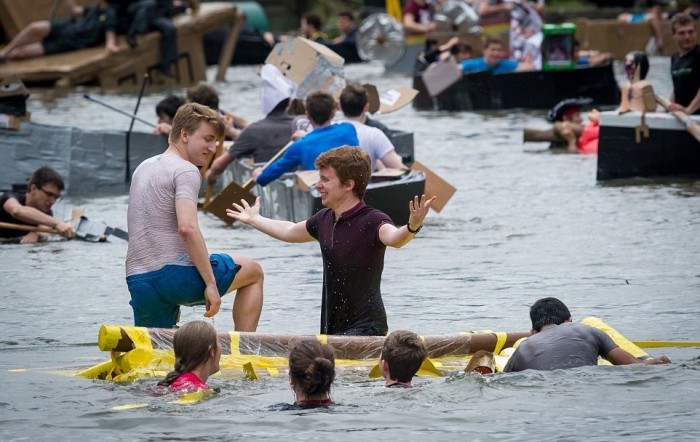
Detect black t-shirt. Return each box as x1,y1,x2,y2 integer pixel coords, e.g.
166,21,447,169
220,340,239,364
0,191,48,238
671,44,700,115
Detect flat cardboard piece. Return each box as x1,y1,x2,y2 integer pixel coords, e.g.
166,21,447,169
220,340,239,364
295,170,319,192
205,181,257,225
378,86,419,114
421,57,463,97
411,160,456,213
265,37,346,99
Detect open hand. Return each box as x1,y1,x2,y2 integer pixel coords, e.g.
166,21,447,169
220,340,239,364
226,197,261,224
407,194,437,231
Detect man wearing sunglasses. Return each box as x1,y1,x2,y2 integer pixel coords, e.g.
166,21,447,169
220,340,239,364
0,166,75,243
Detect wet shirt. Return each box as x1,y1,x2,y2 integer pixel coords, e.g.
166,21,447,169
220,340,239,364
671,44,700,115
170,372,209,392
306,201,393,335
504,322,619,372
125,154,201,276
0,192,50,238
227,110,295,162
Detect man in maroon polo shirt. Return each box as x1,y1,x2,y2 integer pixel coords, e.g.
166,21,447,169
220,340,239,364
227,146,435,336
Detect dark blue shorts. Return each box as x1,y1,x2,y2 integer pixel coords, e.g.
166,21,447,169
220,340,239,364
127,254,239,328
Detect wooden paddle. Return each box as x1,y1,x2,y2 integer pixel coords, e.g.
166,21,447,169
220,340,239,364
205,140,294,224
655,95,700,143
0,221,59,235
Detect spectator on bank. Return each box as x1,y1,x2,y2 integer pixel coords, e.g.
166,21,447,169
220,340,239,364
618,0,666,55
300,12,328,42
402,0,437,36
0,0,119,63
332,10,358,45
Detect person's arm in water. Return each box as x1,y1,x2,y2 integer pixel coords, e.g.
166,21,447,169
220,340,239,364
175,198,221,318
378,194,436,248
605,347,671,366
226,196,314,243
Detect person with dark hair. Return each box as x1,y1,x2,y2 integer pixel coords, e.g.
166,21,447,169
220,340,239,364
153,93,186,135
503,297,671,372
126,103,264,329
288,340,335,408
667,13,700,115
461,37,527,73
251,92,358,187
205,64,296,185
339,83,406,171
0,0,119,63
332,10,358,45
157,321,221,392
0,166,75,243
186,83,249,139
379,330,427,387
228,146,436,336
300,12,328,42
403,0,437,36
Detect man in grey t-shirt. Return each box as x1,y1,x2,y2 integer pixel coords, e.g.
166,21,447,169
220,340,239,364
504,297,670,372
126,103,264,329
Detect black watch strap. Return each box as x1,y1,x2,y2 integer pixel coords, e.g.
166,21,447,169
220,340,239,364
407,224,422,234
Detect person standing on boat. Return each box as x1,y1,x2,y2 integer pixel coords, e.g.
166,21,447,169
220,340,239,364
379,330,427,387
339,83,407,171
251,92,359,187
227,146,436,336
204,64,296,185
667,13,700,115
503,297,671,372
0,166,75,244
126,103,264,330
0,0,119,63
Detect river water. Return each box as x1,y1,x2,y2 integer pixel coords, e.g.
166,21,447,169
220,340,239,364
1,59,699,441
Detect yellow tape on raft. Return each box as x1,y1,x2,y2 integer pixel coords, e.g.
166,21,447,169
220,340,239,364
124,326,153,350
493,332,508,355
316,334,328,345
229,331,240,356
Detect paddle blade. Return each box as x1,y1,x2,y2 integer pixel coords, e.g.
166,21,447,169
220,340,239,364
411,161,457,213
205,180,257,224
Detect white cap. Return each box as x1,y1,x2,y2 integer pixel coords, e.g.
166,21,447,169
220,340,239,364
261,64,297,115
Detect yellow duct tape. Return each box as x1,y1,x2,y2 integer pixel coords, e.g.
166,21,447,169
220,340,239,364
229,331,240,356
316,334,328,345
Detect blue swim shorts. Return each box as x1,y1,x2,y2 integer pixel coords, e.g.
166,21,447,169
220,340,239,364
127,253,240,328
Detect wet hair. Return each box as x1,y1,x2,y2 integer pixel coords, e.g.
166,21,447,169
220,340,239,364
302,12,322,31
624,51,650,80
315,146,371,199
158,321,219,387
186,83,220,111
671,12,695,32
288,340,335,396
305,91,336,125
380,330,427,383
168,102,226,144
28,166,64,191
529,297,572,333
156,94,186,120
339,82,367,117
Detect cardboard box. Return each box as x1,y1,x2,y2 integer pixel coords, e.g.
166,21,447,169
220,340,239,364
420,57,463,97
265,37,346,99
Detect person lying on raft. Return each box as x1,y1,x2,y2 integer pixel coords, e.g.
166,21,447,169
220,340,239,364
228,146,436,336
504,297,671,372
0,166,76,244
288,340,335,408
379,330,427,388
157,321,221,392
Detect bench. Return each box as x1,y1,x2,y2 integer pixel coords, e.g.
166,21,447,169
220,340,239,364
0,1,243,88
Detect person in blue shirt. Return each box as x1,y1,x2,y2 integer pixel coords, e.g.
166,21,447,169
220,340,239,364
252,92,359,187
461,36,523,74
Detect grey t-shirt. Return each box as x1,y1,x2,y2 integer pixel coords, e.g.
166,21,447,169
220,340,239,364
227,110,294,162
125,153,201,276
504,322,619,372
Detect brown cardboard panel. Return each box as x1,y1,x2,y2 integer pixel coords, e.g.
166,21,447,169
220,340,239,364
411,160,456,213
378,86,419,114
421,57,463,97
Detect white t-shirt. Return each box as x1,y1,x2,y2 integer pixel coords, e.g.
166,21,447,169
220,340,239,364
125,153,201,276
344,120,396,171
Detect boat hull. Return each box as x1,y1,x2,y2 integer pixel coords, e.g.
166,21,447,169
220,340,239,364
597,111,700,181
413,63,620,111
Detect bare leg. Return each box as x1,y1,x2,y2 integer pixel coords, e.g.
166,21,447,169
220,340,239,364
226,255,264,331
0,21,51,59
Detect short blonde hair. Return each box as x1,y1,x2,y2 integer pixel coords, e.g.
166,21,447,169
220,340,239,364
169,102,225,144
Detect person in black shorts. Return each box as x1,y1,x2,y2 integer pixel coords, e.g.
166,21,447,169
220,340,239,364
227,146,436,336
0,0,118,62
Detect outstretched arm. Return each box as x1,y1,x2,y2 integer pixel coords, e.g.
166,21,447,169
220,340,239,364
378,194,436,248
227,197,314,243
605,347,671,366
